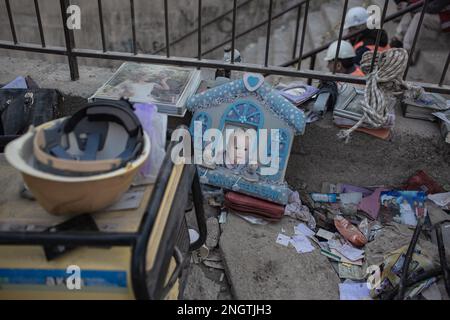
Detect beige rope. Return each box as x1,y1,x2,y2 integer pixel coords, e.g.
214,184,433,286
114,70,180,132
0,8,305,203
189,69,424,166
337,48,424,143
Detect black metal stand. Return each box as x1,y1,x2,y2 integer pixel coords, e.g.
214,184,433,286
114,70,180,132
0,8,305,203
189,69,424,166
0,141,207,300
393,219,450,300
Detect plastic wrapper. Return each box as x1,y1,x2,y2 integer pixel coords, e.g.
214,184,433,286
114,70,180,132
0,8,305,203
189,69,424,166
134,103,167,184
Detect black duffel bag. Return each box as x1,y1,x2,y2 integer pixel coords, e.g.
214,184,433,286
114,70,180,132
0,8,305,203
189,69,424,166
0,89,61,152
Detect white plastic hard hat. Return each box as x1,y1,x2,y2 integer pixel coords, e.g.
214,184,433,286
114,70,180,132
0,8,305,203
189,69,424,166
344,7,369,30
324,40,356,61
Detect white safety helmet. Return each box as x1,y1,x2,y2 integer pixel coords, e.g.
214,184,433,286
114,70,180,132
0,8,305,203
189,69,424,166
324,40,356,61
344,7,369,30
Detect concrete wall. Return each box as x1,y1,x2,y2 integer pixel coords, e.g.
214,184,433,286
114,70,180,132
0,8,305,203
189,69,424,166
0,0,302,67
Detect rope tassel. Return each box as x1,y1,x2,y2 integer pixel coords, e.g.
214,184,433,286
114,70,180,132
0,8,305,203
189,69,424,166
337,48,424,143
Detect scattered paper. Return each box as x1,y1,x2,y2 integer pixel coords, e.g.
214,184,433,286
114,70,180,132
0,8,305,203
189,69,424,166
290,234,315,253
338,263,366,280
339,281,371,300
330,249,364,266
236,213,268,225
428,192,450,208
333,244,365,262
294,223,315,237
316,228,335,241
276,234,291,247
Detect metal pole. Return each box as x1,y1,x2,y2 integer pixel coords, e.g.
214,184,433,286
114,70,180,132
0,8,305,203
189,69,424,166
34,0,45,47
59,0,79,81
164,0,170,57
369,0,389,72
5,0,17,44
231,0,238,64
292,4,302,60
439,51,450,86
403,0,430,79
98,0,107,52
297,0,309,71
397,220,423,300
264,0,273,67
130,0,137,55
333,0,349,74
197,0,202,60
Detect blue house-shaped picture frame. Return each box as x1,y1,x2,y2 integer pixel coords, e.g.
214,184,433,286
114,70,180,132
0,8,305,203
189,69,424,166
186,73,306,205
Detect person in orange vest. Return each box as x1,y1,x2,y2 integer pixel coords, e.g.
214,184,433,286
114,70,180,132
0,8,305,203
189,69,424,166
344,7,391,66
324,40,365,77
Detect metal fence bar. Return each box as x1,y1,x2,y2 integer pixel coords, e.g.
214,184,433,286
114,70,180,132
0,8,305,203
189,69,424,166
307,54,316,85
197,0,202,60
98,0,107,52
264,0,274,67
369,0,389,72
34,0,45,47
292,4,302,59
154,0,255,55
231,0,237,64
59,0,79,81
203,0,306,57
440,51,450,86
297,0,309,71
281,1,425,68
164,0,170,57
403,0,430,79
0,40,66,55
333,0,349,74
5,0,17,44
130,0,137,55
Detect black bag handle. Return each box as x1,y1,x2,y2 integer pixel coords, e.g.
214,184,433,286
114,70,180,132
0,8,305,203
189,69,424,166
64,100,141,137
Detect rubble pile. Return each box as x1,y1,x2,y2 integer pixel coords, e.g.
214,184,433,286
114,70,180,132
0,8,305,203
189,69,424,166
195,170,450,300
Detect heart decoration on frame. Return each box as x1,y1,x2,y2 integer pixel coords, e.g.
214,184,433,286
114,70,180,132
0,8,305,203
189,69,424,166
243,73,265,92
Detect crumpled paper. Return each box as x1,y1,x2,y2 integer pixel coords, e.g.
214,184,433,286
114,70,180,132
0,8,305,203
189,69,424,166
285,191,316,230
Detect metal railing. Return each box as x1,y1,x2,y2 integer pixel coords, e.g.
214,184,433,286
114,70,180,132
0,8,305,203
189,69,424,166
0,0,449,94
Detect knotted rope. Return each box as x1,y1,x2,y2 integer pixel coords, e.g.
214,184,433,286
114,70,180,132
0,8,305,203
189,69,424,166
337,48,424,143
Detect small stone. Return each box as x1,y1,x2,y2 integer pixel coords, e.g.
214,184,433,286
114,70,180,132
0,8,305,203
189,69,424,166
206,217,220,249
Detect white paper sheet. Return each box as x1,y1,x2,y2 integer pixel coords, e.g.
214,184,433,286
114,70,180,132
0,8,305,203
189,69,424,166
330,242,365,262
276,234,291,247
316,228,335,241
336,244,364,262
294,223,315,237
290,234,315,253
339,282,371,300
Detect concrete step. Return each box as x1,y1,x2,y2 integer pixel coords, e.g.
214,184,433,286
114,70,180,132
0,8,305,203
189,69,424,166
320,2,342,40
408,48,450,85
